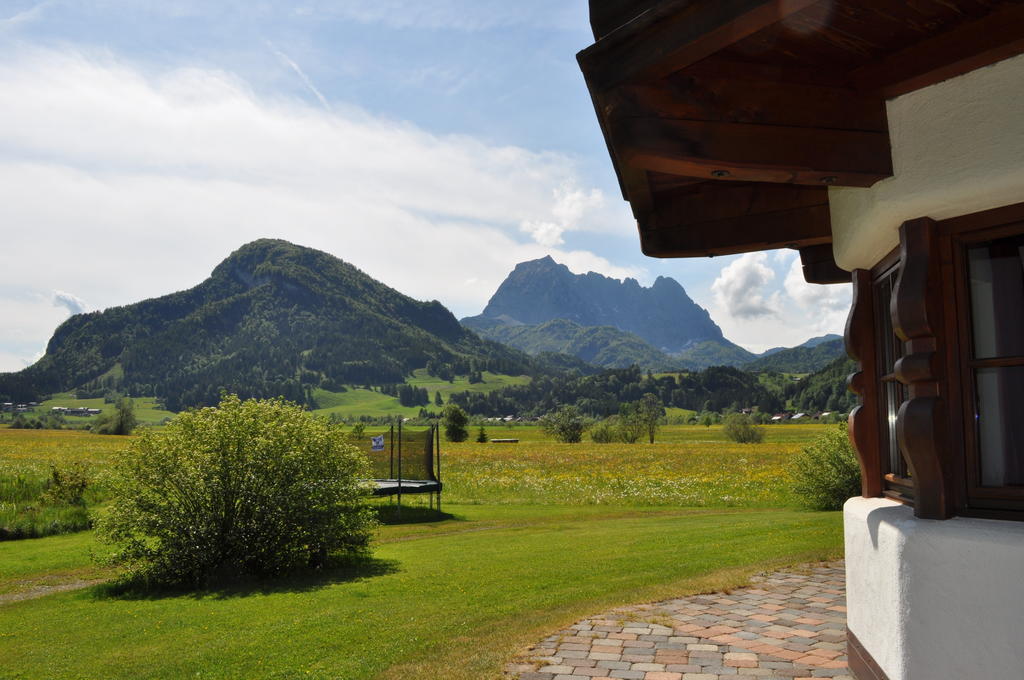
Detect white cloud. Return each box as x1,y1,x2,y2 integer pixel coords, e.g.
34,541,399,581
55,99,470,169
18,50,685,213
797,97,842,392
701,250,851,354
53,290,88,315
519,182,606,247
710,252,779,319
783,257,851,329
1,1,52,31
0,47,637,370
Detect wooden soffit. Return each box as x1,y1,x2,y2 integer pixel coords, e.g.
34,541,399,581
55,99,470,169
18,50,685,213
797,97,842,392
578,0,1024,279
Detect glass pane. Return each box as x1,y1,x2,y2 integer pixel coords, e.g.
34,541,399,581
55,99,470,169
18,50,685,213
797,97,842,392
883,380,907,477
975,366,1024,487
877,274,892,369
968,237,1024,359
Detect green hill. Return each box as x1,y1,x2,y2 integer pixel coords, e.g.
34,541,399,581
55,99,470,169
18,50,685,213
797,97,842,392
675,339,758,370
0,240,541,411
744,338,846,373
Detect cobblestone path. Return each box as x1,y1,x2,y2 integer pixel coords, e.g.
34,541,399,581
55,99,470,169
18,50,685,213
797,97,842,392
504,562,849,680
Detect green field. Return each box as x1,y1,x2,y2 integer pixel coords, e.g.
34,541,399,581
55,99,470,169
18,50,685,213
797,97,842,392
311,370,532,419
36,393,176,426
0,423,842,679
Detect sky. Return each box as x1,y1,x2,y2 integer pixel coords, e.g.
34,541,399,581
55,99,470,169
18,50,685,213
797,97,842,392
0,0,851,372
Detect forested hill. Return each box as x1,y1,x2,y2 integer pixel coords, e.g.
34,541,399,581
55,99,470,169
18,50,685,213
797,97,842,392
743,338,846,373
0,240,542,410
462,256,723,354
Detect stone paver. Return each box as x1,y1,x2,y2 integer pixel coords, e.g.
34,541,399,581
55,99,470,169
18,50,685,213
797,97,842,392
505,563,851,680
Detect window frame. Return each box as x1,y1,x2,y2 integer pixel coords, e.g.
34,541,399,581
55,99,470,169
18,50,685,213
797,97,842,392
943,214,1024,517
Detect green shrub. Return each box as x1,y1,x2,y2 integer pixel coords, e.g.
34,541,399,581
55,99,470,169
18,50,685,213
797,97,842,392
539,405,587,444
589,418,617,444
475,426,488,443
41,463,90,506
722,413,764,443
92,397,137,435
789,423,862,510
96,394,376,588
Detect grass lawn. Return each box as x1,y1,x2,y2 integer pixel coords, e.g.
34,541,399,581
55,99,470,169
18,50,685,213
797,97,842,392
0,422,842,679
0,505,842,680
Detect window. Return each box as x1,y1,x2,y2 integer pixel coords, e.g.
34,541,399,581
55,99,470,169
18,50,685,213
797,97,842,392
953,228,1024,514
847,203,1024,519
872,260,911,501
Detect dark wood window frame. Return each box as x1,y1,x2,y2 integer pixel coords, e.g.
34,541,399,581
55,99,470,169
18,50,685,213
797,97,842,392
847,201,1024,520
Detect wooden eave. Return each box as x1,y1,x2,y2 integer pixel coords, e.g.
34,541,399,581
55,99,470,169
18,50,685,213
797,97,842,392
578,0,1024,282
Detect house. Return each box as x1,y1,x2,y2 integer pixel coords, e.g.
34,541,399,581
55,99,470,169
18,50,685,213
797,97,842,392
577,3,1024,679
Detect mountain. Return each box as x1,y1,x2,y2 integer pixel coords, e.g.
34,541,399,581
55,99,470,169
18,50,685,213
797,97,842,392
463,256,723,354
743,338,846,373
0,240,540,410
462,317,681,370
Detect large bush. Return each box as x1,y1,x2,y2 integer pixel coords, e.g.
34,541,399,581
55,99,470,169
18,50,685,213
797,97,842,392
722,413,765,443
540,405,587,443
789,423,862,510
92,397,137,435
96,395,376,587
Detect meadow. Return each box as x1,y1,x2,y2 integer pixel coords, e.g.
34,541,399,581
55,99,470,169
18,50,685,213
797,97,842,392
0,422,843,680
312,370,533,419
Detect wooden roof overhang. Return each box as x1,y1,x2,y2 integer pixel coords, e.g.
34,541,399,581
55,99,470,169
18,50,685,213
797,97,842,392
578,0,1024,283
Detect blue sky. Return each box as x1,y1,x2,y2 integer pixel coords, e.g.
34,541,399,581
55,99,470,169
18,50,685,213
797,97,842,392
0,0,850,371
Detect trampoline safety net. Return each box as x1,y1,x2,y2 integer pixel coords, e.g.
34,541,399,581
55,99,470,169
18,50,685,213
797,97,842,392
351,424,439,483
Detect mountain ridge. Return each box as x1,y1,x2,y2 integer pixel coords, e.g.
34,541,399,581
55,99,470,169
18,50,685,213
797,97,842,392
464,256,724,354
0,240,543,409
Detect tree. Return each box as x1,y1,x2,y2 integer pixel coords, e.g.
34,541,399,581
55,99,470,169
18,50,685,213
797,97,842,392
434,390,443,407
441,404,469,442
616,403,644,443
637,393,665,444
540,405,587,443
93,397,137,435
475,426,488,443
96,394,376,588
722,412,765,444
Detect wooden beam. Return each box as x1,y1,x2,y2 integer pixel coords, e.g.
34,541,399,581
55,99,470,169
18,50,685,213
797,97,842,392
604,77,887,132
640,205,831,257
615,117,892,187
638,183,831,257
799,243,849,284
588,0,667,40
578,0,821,92
852,4,1024,98
647,181,828,227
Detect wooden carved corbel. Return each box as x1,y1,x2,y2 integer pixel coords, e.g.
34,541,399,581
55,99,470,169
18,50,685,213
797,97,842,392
893,218,954,519
845,268,883,498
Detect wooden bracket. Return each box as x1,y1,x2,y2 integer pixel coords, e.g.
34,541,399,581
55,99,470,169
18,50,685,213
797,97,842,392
893,218,955,519
846,268,883,499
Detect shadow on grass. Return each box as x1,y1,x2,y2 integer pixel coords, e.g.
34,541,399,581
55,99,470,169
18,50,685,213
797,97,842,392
373,503,459,526
92,554,401,602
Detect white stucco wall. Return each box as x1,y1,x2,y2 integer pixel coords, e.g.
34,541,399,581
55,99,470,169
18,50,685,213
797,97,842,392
845,497,1024,680
830,53,1024,270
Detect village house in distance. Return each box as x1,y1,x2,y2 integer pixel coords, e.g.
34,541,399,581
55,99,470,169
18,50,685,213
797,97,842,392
577,2,1024,679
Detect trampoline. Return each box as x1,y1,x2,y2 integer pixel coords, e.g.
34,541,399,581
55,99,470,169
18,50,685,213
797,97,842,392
356,422,442,513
